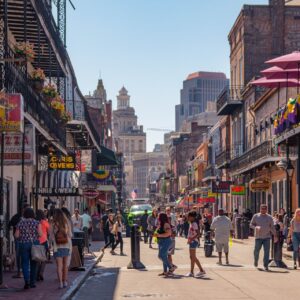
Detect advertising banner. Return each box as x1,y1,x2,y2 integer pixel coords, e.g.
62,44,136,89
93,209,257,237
231,185,246,196
0,93,24,132
1,124,34,165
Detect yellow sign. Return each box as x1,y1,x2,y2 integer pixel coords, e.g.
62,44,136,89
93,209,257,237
48,155,76,170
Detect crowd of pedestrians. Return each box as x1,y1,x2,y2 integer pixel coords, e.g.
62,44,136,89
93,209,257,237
8,205,93,290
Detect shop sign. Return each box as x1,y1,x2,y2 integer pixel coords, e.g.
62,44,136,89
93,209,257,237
33,187,81,196
212,181,231,193
0,93,24,132
249,178,270,192
197,197,216,203
48,155,76,170
231,185,246,196
83,189,100,200
1,124,34,165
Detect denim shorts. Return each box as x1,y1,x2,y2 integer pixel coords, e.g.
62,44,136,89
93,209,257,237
189,240,199,249
54,248,70,258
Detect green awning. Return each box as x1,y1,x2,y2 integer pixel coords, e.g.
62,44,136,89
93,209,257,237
96,146,119,166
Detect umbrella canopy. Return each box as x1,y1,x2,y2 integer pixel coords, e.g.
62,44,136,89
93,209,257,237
266,51,300,69
261,66,300,80
251,77,300,88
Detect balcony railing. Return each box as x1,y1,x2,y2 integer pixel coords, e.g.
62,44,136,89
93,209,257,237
2,46,66,146
216,86,244,116
230,140,275,171
204,165,215,179
215,150,231,168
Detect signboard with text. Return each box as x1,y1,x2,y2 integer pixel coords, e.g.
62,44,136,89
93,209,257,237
249,178,270,192
197,197,216,203
231,185,246,196
1,124,34,165
48,155,76,170
0,93,24,132
212,181,231,193
33,187,81,196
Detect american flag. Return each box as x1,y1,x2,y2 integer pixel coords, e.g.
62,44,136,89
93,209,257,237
131,189,138,200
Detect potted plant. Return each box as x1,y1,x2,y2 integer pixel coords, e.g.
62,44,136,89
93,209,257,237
42,84,58,103
61,110,72,124
31,68,46,92
14,41,35,62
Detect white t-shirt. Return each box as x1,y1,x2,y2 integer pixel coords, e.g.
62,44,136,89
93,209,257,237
81,213,92,229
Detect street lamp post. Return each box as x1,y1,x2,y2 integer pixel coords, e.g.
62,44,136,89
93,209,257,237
216,175,220,216
286,159,294,219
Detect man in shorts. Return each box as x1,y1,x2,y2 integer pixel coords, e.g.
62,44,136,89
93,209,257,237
211,208,233,265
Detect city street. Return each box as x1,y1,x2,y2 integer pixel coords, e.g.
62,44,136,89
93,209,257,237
74,237,298,300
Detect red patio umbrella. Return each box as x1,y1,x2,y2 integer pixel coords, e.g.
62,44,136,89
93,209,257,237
251,77,300,107
261,66,300,79
266,51,300,69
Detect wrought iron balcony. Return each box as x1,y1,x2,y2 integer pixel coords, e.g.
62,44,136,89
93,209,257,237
203,165,216,181
2,46,66,146
230,140,275,172
215,150,231,169
216,86,244,116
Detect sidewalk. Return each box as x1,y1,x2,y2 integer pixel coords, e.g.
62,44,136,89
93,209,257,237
0,241,104,300
232,236,293,259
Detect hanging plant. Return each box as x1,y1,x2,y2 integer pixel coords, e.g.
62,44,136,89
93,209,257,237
50,95,65,111
60,110,72,123
42,84,58,102
14,41,35,61
31,68,46,92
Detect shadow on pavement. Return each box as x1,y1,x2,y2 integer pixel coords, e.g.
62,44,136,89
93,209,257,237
223,264,244,268
74,267,120,300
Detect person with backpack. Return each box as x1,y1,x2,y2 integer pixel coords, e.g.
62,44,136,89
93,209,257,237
50,209,72,289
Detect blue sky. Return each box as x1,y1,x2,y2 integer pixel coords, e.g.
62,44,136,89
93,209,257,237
67,0,268,151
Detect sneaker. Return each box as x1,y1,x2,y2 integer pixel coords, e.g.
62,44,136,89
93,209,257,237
63,281,68,288
264,266,269,271
59,283,64,289
185,272,194,277
195,271,206,278
216,261,222,265
254,261,258,268
24,283,30,290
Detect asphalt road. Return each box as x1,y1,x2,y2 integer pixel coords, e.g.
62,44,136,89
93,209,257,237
73,236,299,300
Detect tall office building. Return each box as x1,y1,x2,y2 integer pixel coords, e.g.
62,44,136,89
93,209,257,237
175,71,228,131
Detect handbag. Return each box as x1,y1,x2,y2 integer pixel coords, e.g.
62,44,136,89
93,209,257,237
31,245,47,262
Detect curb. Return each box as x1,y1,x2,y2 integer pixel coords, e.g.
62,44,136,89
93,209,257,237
61,252,104,300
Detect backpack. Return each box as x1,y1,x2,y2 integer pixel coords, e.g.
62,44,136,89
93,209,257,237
55,227,68,245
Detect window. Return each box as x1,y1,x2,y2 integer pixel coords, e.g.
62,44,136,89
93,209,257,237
139,140,143,152
131,140,135,152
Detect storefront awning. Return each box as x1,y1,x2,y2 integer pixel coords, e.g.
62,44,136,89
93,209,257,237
97,185,117,193
96,146,119,166
33,170,82,196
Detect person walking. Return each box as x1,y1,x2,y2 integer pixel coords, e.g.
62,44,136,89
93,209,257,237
211,208,233,265
154,213,175,277
140,210,149,243
100,209,110,244
112,214,125,255
287,208,300,269
166,207,177,270
81,208,92,252
8,203,30,279
15,207,42,289
101,214,116,255
71,208,83,232
35,210,49,281
147,209,158,248
250,204,277,271
185,210,205,277
50,209,72,289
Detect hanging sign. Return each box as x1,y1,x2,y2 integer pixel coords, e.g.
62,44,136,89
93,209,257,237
212,181,231,193
1,124,34,165
249,178,270,192
197,197,216,203
0,93,24,132
83,189,100,200
48,155,76,170
231,185,246,196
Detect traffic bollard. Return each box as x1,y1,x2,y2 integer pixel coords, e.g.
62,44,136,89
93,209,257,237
127,224,145,269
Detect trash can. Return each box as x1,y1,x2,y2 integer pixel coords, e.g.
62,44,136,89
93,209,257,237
241,217,249,239
73,231,85,265
235,217,242,239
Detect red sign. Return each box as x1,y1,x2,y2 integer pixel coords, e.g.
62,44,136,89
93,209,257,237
83,189,100,199
197,197,216,203
0,93,24,132
231,185,246,196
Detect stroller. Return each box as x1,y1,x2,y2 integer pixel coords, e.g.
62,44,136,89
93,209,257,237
204,231,215,257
